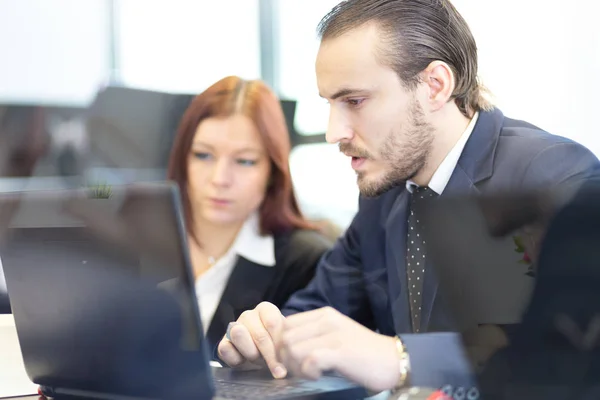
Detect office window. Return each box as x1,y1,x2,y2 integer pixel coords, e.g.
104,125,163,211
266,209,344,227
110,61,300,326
290,143,359,230
115,0,261,94
277,0,341,136
0,0,110,105
277,1,356,227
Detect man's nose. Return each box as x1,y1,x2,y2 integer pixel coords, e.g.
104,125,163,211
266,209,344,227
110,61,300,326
325,107,353,143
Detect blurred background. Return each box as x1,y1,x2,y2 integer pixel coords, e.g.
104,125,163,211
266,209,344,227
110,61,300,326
0,0,598,230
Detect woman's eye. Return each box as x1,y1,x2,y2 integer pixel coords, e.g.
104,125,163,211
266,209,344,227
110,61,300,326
193,152,211,160
237,159,257,166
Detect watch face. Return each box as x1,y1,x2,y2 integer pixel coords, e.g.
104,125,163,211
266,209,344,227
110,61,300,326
399,352,410,367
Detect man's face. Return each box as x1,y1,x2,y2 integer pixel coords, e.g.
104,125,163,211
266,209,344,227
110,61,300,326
316,23,434,197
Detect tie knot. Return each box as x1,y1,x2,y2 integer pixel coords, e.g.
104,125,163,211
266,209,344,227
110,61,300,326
412,186,436,198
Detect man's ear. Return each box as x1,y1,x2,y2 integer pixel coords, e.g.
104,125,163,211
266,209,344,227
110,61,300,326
420,61,455,112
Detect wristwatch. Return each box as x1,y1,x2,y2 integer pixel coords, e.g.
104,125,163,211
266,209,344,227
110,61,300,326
393,335,411,390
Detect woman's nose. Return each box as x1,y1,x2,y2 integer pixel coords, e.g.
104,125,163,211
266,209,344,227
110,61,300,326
210,159,233,187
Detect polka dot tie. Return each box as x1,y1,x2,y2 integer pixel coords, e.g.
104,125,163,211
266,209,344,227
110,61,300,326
406,186,437,333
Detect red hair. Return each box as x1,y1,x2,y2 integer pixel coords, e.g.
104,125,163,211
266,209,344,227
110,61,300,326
167,76,313,238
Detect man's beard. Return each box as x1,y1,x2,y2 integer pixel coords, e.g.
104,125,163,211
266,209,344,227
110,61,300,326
353,102,434,197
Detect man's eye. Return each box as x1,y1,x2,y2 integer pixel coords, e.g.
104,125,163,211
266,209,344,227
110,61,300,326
346,98,365,107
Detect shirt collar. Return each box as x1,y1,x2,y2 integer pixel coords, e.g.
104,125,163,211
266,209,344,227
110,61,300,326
231,212,276,267
406,111,479,194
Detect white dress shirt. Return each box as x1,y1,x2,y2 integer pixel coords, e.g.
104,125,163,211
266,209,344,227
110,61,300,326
194,212,275,333
407,112,479,194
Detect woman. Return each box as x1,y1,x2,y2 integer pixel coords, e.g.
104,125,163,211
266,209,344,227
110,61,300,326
167,76,332,351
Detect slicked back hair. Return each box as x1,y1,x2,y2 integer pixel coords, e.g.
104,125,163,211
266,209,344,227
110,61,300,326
317,0,493,117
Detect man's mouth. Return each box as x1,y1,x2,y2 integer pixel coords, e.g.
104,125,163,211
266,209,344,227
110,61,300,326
351,156,367,170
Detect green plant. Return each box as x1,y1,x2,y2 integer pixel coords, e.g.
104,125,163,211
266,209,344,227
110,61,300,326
87,182,112,199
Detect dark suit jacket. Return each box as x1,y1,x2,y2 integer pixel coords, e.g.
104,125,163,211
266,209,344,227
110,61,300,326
477,178,600,399
282,108,600,392
205,228,332,352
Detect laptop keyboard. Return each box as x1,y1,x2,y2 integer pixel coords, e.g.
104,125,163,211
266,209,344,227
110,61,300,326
214,378,319,399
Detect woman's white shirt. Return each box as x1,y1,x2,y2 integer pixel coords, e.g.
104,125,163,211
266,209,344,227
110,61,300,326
194,212,275,334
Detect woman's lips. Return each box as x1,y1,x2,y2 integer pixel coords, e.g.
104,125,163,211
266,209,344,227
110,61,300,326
209,198,231,207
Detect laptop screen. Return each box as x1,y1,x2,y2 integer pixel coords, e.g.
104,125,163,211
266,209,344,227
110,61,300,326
0,183,213,399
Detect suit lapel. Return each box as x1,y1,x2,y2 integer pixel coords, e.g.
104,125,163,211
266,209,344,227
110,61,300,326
385,189,412,333
456,108,504,184
419,109,506,331
420,165,479,331
205,256,276,350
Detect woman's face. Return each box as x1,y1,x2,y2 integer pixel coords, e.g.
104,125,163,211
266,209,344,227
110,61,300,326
187,114,271,226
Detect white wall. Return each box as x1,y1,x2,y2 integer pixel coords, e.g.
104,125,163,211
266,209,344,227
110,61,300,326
0,0,111,106
452,0,600,154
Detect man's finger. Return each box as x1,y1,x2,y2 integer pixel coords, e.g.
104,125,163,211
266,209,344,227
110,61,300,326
257,302,285,341
279,334,339,380
281,319,325,349
229,323,261,362
230,317,285,378
217,338,245,367
245,303,286,378
242,317,284,378
283,306,335,329
300,348,337,380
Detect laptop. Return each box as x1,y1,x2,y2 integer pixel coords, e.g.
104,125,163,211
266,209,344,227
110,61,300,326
0,182,366,400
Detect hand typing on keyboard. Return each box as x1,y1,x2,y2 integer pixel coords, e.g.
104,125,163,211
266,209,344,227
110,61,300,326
217,302,402,392
218,302,287,378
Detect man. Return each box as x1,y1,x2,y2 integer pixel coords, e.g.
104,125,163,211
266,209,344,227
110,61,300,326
217,0,599,394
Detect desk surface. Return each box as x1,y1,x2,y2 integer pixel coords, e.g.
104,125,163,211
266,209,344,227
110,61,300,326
0,316,39,399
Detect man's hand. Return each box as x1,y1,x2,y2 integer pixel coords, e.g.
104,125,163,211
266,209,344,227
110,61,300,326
217,302,288,379
278,307,400,392
218,304,402,392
